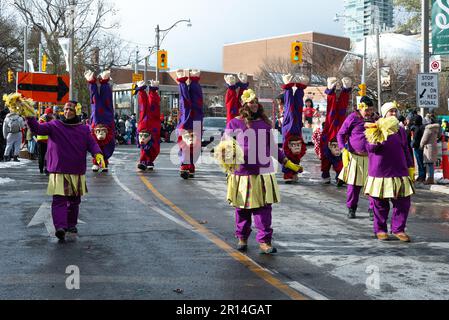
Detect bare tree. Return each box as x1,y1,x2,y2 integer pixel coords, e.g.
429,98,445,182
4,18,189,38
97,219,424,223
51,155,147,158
0,0,22,102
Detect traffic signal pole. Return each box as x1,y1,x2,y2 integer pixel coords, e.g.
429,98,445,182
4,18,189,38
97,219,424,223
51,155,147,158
155,24,160,82
421,0,430,117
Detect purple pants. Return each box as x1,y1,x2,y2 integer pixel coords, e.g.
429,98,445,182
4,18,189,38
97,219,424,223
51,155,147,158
235,205,273,244
52,196,81,230
370,196,411,234
347,185,374,210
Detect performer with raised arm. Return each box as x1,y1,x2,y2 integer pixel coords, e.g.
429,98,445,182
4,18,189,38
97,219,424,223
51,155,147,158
176,69,204,179
224,73,249,124
3,93,104,241
281,74,308,184
320,77,352,186
85,70,115,173
134,80,162,171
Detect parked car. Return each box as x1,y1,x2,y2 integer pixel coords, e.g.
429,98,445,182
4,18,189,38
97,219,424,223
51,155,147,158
202,117,227,147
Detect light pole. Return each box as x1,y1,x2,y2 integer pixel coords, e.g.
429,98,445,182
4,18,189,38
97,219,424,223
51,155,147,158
155,19,192,82
334,13,367,84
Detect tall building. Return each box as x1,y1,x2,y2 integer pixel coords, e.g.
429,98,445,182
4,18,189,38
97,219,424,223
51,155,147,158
343,0,394,42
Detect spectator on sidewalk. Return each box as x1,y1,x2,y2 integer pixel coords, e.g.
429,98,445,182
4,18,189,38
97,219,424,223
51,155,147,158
0,107,9,161
411,115,426,183
420,117,441,185
2,108,25,162
303,98,316,128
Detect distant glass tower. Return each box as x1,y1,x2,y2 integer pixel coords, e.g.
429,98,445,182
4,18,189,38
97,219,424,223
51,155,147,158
343,0,394,42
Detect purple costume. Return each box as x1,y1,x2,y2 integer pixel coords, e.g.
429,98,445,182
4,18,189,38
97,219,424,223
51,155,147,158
366,127,414,234
88,79,115,164
27,117,102,231
337,111,374,210
177,76,203,168
227,118,285,243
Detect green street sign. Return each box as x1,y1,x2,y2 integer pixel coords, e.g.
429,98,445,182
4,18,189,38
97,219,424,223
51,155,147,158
432,0,449,55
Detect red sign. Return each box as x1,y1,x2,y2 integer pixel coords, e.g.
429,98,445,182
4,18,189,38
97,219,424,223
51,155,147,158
17,72,70,104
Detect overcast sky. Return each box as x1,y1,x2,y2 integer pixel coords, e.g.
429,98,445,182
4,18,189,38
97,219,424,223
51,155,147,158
111,0,345,72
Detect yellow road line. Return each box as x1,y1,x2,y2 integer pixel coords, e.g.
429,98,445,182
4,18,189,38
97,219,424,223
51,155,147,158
139,174,308,301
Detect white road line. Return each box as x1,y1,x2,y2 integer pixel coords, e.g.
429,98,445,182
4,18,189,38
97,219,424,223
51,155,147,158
287,281,329,300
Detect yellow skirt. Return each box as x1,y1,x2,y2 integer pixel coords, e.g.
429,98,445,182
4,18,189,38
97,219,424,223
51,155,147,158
364,176,415,199
338,153,368,187
227,174,280,209
47,174,88,197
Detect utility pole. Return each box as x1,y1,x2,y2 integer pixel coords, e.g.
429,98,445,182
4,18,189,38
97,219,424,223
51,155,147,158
421,0,430,117
23,26,28,72
376,27,382,113
155,24,160,82
38,43,43,72
69,1,75,101
134,47,139,115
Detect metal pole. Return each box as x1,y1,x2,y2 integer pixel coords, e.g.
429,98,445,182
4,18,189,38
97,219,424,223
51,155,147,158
144,56,148,85
421,0,430,117
23,26,28,72
69,2,75,101
376,27,382,113
38,43,43,73
135,47,139,115
362,36,367,84
155,25,160,82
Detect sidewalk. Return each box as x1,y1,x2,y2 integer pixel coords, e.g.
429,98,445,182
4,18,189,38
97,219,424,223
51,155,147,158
415,171,449,195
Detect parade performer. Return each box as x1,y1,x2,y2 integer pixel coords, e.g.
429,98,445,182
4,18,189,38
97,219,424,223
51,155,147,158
176,69,204,179
3,93,104,241
134,80,161,171
85,70,115,173
337,96,375,219
364,102,415,242
224,73,249,124
215,89,302,254
321,77,352,185
281,74,308,183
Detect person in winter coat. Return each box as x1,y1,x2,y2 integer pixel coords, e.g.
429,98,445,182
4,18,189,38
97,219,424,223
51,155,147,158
411,115,426,182
0,107,9,161
37,108,54,174
420,120,441,185
2,109,25,162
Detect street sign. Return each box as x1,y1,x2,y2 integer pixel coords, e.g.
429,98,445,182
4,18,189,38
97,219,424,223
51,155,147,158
432,1,449,55
430,55,442,73
17,72,70,104
132,73,143,83
416,73,439,109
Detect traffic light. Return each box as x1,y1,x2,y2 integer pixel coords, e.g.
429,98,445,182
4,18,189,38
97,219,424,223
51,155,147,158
42,54,48,72
131,83,137,96
157,50,168,70
7,69,14,83
358,83,367,97
291,42,303,64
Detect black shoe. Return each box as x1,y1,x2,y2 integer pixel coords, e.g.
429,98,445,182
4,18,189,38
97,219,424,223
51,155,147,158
368,208,374,221
67,227,78,234
13,156,20,162
180,171,189,180
55,228,66,240
44,169,50,176
4,156,10,162
348,208,357,219
336,179,345,187
137,163,147,171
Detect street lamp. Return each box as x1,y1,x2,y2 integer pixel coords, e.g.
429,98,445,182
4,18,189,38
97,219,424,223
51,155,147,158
155,19,192,82
334,13,367,84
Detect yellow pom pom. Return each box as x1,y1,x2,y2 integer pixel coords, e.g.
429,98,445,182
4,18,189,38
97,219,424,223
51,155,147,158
214,139,244,173
365,117,399,144
241,89,257,104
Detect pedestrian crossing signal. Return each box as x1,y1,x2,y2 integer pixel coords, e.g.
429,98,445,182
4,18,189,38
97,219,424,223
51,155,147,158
291,42,302,64
7,69,14,83
158,50,168,70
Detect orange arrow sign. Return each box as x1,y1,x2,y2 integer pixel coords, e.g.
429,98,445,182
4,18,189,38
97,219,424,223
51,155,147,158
17,72,70,104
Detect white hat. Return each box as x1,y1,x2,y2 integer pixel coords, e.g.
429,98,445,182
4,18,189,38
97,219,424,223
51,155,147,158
381,101,398,118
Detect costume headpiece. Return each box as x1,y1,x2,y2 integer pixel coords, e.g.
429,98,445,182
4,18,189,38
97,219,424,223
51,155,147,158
241,89,257,104
2,93,35,117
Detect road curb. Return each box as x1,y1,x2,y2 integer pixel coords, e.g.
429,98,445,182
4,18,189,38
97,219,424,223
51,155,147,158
430,184,449,195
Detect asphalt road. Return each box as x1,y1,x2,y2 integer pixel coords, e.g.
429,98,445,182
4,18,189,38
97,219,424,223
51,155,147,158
1,143,449,300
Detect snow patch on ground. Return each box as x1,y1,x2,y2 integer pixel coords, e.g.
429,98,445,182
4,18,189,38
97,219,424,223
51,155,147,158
0,177,14,185
0,159,32,169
